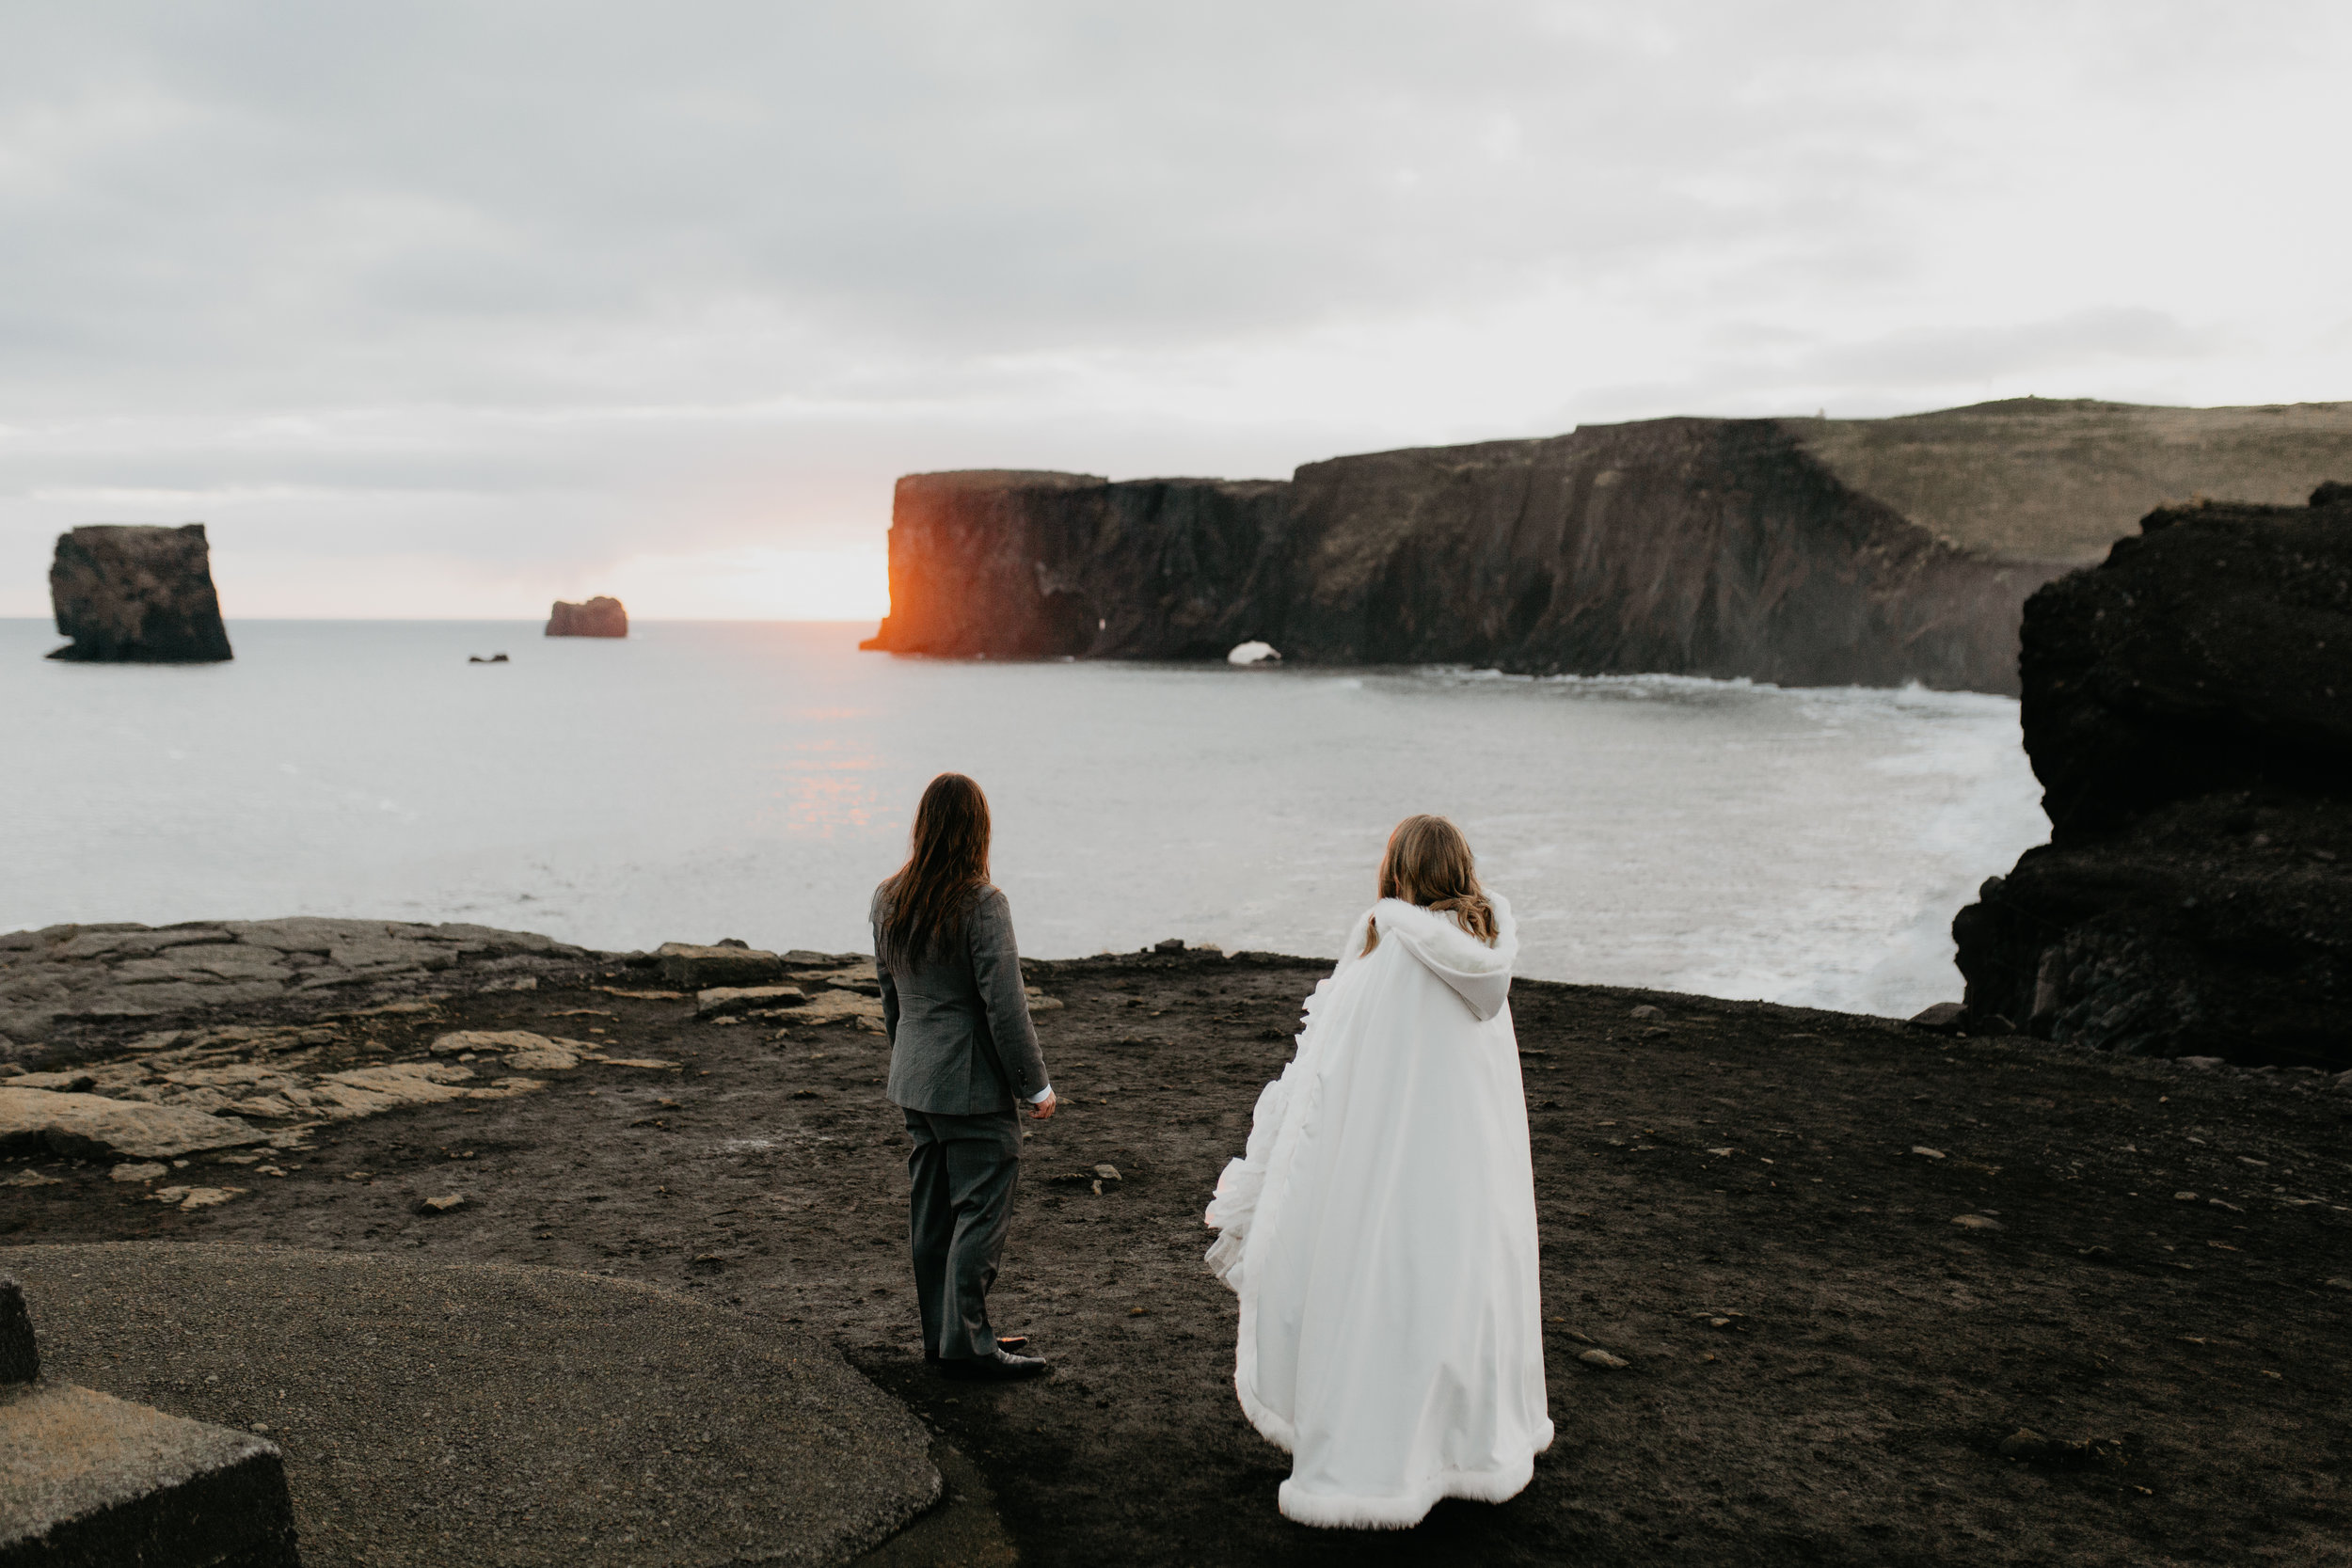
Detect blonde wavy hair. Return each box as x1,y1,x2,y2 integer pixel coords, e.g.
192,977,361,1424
1363,814,1499,954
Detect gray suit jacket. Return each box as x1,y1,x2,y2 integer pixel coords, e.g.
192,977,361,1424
872,882,1049,1116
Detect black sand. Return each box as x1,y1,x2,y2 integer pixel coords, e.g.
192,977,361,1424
8,950,2350,1565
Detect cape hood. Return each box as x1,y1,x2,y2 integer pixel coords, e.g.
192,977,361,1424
1365,891,1518,1022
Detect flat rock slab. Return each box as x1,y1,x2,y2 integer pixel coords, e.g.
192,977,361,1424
0,918,589,1050
0,1087,267,1161
657,946,785,990
0,1381,296,1567
8,1243,940,1568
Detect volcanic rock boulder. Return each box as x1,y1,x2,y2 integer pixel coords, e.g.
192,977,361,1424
544,595,628,637
657,942,785,989
861,399,2352,694
1952,484,2352,1069
46,525,233,663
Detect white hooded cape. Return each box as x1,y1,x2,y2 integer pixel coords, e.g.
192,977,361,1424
1205,892,1551,1528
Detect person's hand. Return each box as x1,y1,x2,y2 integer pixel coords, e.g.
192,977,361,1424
1030,1088,1057,1120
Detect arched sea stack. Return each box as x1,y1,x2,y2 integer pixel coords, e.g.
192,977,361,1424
860,400,2352,695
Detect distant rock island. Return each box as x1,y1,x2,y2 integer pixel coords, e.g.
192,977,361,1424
46,523,233,663
861,399,2352,694
546,595,628,638
1954,482,2352,1069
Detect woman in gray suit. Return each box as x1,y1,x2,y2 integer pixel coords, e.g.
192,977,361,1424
871,772,1057,1382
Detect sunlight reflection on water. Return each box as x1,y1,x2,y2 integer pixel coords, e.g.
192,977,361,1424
0,619,2046,1016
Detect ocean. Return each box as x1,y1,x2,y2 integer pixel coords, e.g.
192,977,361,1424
0,618,2047,1017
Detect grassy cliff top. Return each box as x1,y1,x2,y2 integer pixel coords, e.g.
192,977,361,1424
1787,398,2352,565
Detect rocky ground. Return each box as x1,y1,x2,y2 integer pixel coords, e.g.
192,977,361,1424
6,937,2351,1566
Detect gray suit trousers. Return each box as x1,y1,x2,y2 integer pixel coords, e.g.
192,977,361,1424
903,1106,1023,1360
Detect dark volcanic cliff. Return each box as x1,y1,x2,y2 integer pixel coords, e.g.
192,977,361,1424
864,399,2352,694
1952,484,2352,1069
47,523,233,663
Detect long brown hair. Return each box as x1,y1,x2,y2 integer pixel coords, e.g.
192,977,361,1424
880,772,992,965
1365,814,1498,953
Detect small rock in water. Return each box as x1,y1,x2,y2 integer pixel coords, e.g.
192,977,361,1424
1577,1349,1630,1370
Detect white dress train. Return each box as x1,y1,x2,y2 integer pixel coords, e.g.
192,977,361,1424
1205,893,1551,1528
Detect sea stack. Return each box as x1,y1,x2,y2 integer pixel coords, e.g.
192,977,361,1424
1951,483,2352,1069
45,524,233,663
862,399,2352,694
546,596,628,638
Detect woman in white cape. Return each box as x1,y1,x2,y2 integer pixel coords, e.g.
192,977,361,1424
1206,814,1551,1528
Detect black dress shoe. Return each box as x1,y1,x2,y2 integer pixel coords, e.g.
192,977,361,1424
939,1347,1049,1382
926,1337,1026,1363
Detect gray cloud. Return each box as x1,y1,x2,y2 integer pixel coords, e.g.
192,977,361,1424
0,1,2343,613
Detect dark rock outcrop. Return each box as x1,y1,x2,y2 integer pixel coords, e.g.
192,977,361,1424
1952,484,2352,1069
45,525,232,664
862,399,2352,694
546,595,628,637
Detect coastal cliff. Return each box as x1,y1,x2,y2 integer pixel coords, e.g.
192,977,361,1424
46,524,233,663
1952,483,2352,1069
863,399,2352,693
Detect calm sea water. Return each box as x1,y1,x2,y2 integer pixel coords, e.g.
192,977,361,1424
0,619,2047,1017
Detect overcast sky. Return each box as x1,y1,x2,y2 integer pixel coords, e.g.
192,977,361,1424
2,2,2344,619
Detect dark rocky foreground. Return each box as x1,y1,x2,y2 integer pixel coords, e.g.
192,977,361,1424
6,934,2348,1566
1955,483,2352,1069
863,399,2352,695
8,1244,940,1567
45,523,233,663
